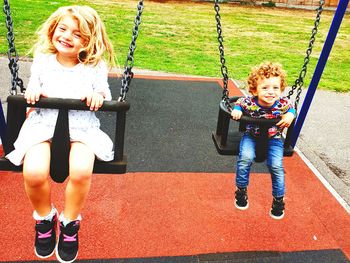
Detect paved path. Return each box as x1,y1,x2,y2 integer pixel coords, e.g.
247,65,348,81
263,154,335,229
1,57,349,209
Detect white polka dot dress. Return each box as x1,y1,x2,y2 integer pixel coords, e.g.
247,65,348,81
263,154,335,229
6,54,114,165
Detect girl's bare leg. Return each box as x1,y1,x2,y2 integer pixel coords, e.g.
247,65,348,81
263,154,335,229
64,142,94,220
23,142,51,216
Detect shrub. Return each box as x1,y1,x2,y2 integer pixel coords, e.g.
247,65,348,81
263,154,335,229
262,1,276,7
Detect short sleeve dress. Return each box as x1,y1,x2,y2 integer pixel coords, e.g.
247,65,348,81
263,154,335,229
6,54,114,166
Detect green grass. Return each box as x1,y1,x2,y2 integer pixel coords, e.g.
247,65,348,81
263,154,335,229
1,0,349,92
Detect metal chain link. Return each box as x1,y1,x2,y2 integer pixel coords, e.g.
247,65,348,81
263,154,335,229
287,0,325,110
214,0,324,112
119,0,144,102
214,0,231,112
3,0,24,95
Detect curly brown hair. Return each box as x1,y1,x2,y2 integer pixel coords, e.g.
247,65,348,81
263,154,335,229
247,62,287,94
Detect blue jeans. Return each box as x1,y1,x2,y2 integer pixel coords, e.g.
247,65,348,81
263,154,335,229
236,134,285,197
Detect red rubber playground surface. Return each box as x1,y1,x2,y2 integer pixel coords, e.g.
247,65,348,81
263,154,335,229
0,76,349,262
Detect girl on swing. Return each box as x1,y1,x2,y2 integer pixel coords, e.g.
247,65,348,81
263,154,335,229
231,62,295,220
6,5,115,263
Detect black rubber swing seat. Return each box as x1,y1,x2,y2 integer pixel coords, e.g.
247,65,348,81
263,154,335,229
0,95,130,180
212,96,295,162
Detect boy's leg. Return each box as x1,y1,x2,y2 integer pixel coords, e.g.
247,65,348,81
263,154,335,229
235,134,255,210
267,138,285,219
236,134,255,188
56,142,94,263
267,138,285,198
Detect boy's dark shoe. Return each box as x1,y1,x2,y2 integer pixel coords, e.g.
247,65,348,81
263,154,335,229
270,196,285,219
56,220,80,263
34,213,57,258
235,187,249,210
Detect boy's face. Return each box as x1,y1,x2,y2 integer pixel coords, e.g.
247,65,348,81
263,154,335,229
252,76,282,107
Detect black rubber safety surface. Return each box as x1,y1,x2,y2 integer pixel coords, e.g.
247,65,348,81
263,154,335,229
98,77,269,173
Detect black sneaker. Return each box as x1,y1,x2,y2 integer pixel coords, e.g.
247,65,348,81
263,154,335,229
34,213,57,258
56,220,80,263
270,196,285,219
235,187,249,210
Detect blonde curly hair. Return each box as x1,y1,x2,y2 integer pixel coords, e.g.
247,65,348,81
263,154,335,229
32,5,115,67
247,62,287,94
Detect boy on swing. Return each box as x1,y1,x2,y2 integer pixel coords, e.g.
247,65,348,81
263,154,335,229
231,62,295,219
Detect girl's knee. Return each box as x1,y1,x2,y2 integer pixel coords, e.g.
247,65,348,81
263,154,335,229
23,169,49,187
68,142,94,184
69,166,92,184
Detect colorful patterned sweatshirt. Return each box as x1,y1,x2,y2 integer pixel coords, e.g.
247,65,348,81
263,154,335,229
233,96,296,138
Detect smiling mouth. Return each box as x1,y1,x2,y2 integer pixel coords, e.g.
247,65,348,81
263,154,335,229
58,40,73,48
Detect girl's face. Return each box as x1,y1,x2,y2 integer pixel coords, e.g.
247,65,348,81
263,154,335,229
252,76,282,107
52,14,85,66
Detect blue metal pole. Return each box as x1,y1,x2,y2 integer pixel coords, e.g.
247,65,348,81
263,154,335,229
291,0,349,147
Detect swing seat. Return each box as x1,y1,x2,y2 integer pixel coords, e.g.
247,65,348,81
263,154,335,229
212,96,295,162
0,95,130,175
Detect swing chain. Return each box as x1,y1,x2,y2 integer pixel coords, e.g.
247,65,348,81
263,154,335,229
119,0,144,102
3,0,25,95
214,0,231,112
287,0,324,110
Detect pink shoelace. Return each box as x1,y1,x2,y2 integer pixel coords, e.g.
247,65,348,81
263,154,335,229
63,233,77,242
38,229,52,239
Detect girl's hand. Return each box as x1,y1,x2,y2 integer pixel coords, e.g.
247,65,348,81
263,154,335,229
24,89,47,105
82,92,105,111
276,112,295,129
231,109,243,120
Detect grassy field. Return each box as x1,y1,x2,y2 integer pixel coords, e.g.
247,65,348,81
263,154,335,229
1,0,349,92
